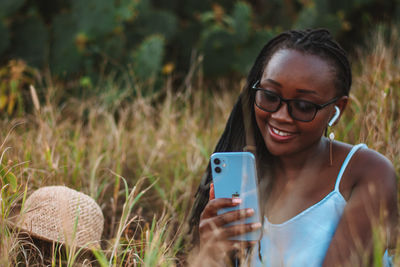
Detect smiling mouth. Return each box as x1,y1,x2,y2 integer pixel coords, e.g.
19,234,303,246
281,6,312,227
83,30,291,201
269,125,296,137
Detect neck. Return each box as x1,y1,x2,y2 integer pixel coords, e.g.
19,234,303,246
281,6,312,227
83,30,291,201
273,137,329,180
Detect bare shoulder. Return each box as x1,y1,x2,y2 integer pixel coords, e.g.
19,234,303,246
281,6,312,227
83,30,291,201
355,147,396,180
351,146,397,199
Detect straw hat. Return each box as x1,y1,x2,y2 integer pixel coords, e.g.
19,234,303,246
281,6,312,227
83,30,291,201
15,186,104,249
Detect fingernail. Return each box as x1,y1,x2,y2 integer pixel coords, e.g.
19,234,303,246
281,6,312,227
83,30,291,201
251,222,262,229
232,197,241,204
246,208,254,216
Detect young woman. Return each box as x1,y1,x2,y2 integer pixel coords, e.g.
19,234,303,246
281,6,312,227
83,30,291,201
188,29,398,266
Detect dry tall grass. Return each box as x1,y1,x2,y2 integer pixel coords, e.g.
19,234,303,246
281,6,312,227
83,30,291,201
339,30,400,174
0,29,399,266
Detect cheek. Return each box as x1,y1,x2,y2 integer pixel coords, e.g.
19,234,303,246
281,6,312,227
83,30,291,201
297,115,328,137
254,105,268,131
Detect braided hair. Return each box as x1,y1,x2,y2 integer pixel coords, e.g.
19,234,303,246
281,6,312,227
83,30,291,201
187,28,352,245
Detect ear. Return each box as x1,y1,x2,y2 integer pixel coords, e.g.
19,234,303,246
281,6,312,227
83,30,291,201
329,96,348,126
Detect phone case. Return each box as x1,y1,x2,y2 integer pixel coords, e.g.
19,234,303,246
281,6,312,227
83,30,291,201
211,152,261,241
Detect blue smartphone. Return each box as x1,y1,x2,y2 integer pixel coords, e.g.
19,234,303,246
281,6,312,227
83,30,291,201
211,152,262,241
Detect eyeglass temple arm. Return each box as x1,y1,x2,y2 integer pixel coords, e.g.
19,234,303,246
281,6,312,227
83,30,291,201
252,80,260,88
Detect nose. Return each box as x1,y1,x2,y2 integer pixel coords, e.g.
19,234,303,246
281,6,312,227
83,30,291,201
270,102,293,122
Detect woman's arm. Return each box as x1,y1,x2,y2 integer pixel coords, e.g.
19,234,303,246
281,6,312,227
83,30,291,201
323,149,398,266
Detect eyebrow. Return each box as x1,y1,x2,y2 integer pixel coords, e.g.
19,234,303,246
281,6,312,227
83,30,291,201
296,88,318,95
264,79,281,87
263,79,318,95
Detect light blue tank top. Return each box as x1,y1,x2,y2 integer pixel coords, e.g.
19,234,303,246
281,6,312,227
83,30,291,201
250,144,392,267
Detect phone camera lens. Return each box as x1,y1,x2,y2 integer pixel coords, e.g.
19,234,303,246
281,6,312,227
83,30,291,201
215,167,221,173
213,158,221,165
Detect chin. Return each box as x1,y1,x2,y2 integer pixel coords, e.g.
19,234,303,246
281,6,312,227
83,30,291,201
264,136,297,156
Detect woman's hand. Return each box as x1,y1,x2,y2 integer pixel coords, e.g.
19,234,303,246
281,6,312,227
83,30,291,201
197,183,262,264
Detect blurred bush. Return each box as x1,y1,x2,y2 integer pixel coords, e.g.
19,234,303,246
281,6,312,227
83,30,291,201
0,0,398,96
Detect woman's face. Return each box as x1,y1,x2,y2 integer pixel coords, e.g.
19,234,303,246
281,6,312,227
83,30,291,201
254,49,346,157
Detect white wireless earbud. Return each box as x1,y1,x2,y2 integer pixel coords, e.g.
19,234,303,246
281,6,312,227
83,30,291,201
328,106,340,127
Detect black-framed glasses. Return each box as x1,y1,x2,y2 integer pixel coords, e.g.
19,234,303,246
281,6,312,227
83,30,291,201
252,80,338,122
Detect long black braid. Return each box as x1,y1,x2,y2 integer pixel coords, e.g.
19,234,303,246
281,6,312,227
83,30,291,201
187,28,352,248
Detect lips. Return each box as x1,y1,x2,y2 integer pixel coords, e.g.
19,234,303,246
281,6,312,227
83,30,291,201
268,124,298,141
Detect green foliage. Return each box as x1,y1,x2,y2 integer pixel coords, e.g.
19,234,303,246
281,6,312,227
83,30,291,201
50,14,82,75
115,0,138,21
49,0,125,75
11,16,48,68
200,2,275,76
232,30,277,75
0,0,25,60
71,0,118,39
0,21,9,55
294,1,346,35
0,0,398,95
134,9,178,41
0,164,17,192
0,0,25,18
133,35,165,82
201,29,235,76
231,1,251,44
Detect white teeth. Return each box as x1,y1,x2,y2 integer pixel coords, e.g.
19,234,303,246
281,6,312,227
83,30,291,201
272,127,292,136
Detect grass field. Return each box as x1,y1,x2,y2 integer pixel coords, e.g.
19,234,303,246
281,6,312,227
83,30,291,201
0,30,399,266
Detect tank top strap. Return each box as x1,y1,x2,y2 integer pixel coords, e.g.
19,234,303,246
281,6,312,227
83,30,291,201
334,144,368,192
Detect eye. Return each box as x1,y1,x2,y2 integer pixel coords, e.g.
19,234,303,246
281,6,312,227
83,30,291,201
292,100,316,113
260,90,280,103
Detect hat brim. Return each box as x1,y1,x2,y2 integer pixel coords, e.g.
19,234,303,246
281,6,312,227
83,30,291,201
7,218,102,254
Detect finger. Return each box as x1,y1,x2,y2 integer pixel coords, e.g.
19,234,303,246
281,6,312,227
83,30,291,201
199,209,253,238
227,240,258,250
200,239,256,254
220,222,262,239
199,209,259,239
214,208,255,227
200,198,241,219
209,183,215,200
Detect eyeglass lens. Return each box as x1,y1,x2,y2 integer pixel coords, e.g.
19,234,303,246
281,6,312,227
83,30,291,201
255,90,317,121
